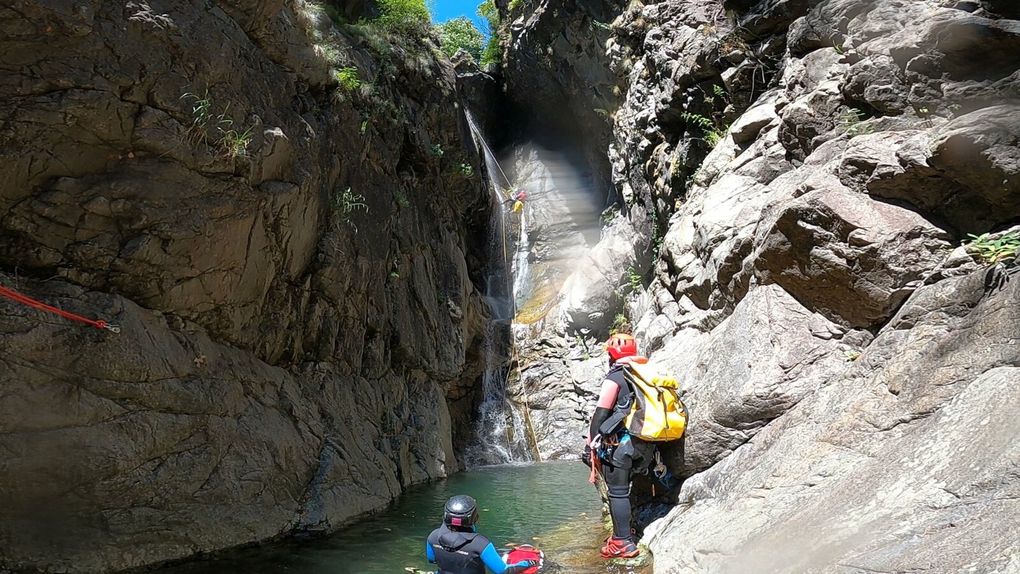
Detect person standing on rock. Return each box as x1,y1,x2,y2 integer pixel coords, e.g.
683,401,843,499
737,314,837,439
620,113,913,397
583,333,662,559
425,495,541,574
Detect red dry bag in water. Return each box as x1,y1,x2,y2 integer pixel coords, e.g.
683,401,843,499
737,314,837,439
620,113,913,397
506,545,543,573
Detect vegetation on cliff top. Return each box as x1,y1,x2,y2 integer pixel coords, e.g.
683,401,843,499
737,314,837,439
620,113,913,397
438,17,485,60
478,0,502,66
377,0,431,33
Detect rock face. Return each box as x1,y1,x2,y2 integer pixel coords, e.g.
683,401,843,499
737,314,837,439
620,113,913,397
0,1,496,571
646,270,1020,573
500,0,1020,570
501,0,624,203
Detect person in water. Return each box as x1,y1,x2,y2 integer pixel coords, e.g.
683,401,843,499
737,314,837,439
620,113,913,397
583,333,652,559
426,495,540,574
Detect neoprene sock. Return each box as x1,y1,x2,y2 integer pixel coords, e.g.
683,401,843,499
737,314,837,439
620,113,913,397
607,490,632,539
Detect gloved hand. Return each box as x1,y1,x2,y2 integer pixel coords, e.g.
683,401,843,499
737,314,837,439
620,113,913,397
581,444,592,466
515,560,540,568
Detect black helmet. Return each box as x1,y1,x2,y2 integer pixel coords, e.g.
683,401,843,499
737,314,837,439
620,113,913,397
443,495,479,529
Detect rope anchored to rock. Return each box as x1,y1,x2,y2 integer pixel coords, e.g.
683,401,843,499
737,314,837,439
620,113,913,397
0,284,120,333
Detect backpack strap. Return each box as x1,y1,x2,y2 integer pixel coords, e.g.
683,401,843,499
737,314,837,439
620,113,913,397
598,408,629,436
598,365,637,436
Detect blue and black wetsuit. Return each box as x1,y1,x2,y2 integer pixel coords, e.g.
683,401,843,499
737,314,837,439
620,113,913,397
426,523,532,574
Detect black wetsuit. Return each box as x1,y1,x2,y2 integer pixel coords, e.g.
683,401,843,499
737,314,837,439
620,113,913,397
426,523,530,574
588,363,656,539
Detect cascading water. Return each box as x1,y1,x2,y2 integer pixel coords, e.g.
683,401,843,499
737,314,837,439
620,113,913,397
462,109,532,466
512,210,532,309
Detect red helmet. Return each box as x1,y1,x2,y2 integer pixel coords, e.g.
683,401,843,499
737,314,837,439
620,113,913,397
606,333,638,361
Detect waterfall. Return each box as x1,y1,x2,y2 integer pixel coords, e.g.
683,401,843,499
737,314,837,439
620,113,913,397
512,210,532,310
462,109,532,466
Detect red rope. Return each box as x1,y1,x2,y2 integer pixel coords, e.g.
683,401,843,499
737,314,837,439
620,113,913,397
0,284,119,332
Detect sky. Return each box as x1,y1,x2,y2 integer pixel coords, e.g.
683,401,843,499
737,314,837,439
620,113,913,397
429,0,489,32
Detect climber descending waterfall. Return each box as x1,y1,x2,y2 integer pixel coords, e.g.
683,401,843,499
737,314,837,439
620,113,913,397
463,109,532,466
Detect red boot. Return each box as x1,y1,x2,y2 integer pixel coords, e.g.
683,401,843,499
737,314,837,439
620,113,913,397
600,536,640,559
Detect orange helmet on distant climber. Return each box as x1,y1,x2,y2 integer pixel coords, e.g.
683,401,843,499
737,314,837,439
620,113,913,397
606,333,638,362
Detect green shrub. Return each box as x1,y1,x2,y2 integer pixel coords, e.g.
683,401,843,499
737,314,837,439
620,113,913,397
680,112,714,131
704,128,725,147
965,231,1020,264
627,265,642,291
652,221,666,258
438,17,484,60
609,312,630,335
315,43,342,64
429,143,444,157
180,91,214,145
480,36,501,66
334,67,361,91
459,163,474,177
376,0,431,34
477,0,498,26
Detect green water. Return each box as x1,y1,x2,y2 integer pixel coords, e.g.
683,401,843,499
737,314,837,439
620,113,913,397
161,462,645,574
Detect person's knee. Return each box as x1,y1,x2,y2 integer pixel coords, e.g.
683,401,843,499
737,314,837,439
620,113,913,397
603,464,631,487
607,483,630,499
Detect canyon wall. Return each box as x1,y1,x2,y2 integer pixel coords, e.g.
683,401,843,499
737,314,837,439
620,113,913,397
0,1,496,571
500,0,1020,571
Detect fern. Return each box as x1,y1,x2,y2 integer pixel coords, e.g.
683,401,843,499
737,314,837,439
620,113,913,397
680,112,714,131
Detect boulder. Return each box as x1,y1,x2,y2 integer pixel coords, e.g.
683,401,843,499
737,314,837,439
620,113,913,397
752,187,952,328
842,55,912,114
661,174,779,310
652,284,869,477
729,102,780,146
778,79,846,158
787,0,874,56
729,0,815,37
832,111,1020,234
929,105,1020,230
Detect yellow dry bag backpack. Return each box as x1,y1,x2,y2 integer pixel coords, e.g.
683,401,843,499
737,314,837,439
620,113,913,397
619,360,688,442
